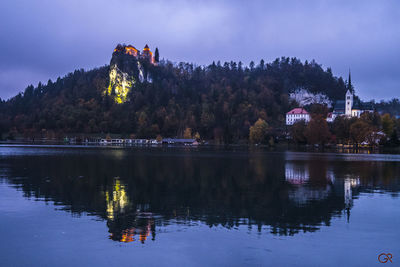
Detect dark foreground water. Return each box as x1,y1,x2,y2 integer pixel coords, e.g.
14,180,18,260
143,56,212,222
0,145,399,267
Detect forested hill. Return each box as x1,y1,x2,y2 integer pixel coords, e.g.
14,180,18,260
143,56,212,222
0,56,352,142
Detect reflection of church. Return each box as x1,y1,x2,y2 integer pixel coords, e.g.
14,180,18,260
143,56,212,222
344,176,360,209
285,162,360,220
285,162,334,205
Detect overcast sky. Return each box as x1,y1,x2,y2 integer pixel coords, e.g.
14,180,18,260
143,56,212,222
0,0,399,101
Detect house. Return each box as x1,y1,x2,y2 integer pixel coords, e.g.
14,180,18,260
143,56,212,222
286,108,310,125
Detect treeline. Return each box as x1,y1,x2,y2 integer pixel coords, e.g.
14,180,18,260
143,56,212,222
289,109,400,146
0,55,397,143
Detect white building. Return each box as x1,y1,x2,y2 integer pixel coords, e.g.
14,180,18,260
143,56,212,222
331,90,374,121
345,90,353,116
286,108,310,125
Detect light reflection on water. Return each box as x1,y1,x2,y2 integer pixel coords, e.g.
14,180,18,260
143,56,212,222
0,145,399,266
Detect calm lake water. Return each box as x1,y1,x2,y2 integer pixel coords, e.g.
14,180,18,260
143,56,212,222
0,145,399,267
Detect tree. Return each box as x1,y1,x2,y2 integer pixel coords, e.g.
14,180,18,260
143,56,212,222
184,127,192,139
332,116,351,144
388,130,400,146
154,47,160,63
349,120,371,144
290,120,307,144
381,113,394,137
310,104,328,118
305,115,331,145
194,132,201,140
249,118,268,144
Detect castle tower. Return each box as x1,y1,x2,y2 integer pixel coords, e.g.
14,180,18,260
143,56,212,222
345,89,353,116
142,44,154,64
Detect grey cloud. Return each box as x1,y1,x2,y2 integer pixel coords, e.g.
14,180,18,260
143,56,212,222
0,0,399,100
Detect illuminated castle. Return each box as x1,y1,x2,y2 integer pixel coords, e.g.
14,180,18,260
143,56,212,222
142,44,155,64
106,44,155,103
113,44,155,64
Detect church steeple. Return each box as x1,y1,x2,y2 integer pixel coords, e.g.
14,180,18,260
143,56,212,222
347,69,353,93
345,88,353,116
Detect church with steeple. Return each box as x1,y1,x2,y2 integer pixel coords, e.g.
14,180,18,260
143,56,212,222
327,71,374,122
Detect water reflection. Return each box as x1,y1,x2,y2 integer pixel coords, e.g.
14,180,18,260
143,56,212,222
1,147,399,243
105,177,155,243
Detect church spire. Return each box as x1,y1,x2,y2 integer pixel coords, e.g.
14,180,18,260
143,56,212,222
347,69,353,93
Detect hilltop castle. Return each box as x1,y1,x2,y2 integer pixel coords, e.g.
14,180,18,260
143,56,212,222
105,43,156,104
113,44,155,64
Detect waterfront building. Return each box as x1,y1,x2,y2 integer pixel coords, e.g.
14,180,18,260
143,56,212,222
286,108,310,125
330,90,374,121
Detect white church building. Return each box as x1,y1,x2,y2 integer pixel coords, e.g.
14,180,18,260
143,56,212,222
327,90,374,122
286,90,374,125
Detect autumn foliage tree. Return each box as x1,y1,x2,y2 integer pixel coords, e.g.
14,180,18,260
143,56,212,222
184,127,192,139
349,120,372,144
249,118,269,144
381,113,394,137
290,120,307,144
305,115,331,145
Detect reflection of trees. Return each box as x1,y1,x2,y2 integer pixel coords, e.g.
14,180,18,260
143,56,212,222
2,148,400,241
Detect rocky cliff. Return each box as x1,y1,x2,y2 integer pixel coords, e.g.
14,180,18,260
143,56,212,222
105,44,151,103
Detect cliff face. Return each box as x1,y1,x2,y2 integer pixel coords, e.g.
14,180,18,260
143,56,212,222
105,45,151,103
106,63,136,104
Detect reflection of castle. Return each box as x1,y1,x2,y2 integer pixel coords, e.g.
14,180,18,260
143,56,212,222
105,178,156,243
109,218,154,243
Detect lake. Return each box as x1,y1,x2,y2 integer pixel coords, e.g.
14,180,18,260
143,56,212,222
0,145,399,266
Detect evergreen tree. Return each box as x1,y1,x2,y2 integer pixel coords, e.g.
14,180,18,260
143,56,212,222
154,47,160,63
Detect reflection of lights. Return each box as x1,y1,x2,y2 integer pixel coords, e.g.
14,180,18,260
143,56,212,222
105,178,129,220
109,221,153,243
106,192,114,220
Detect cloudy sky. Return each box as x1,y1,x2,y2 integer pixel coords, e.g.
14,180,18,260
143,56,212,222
0,0,399,101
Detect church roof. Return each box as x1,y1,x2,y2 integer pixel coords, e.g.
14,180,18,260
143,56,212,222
352,101,360,110
334,100,345,110
333,99,374,112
